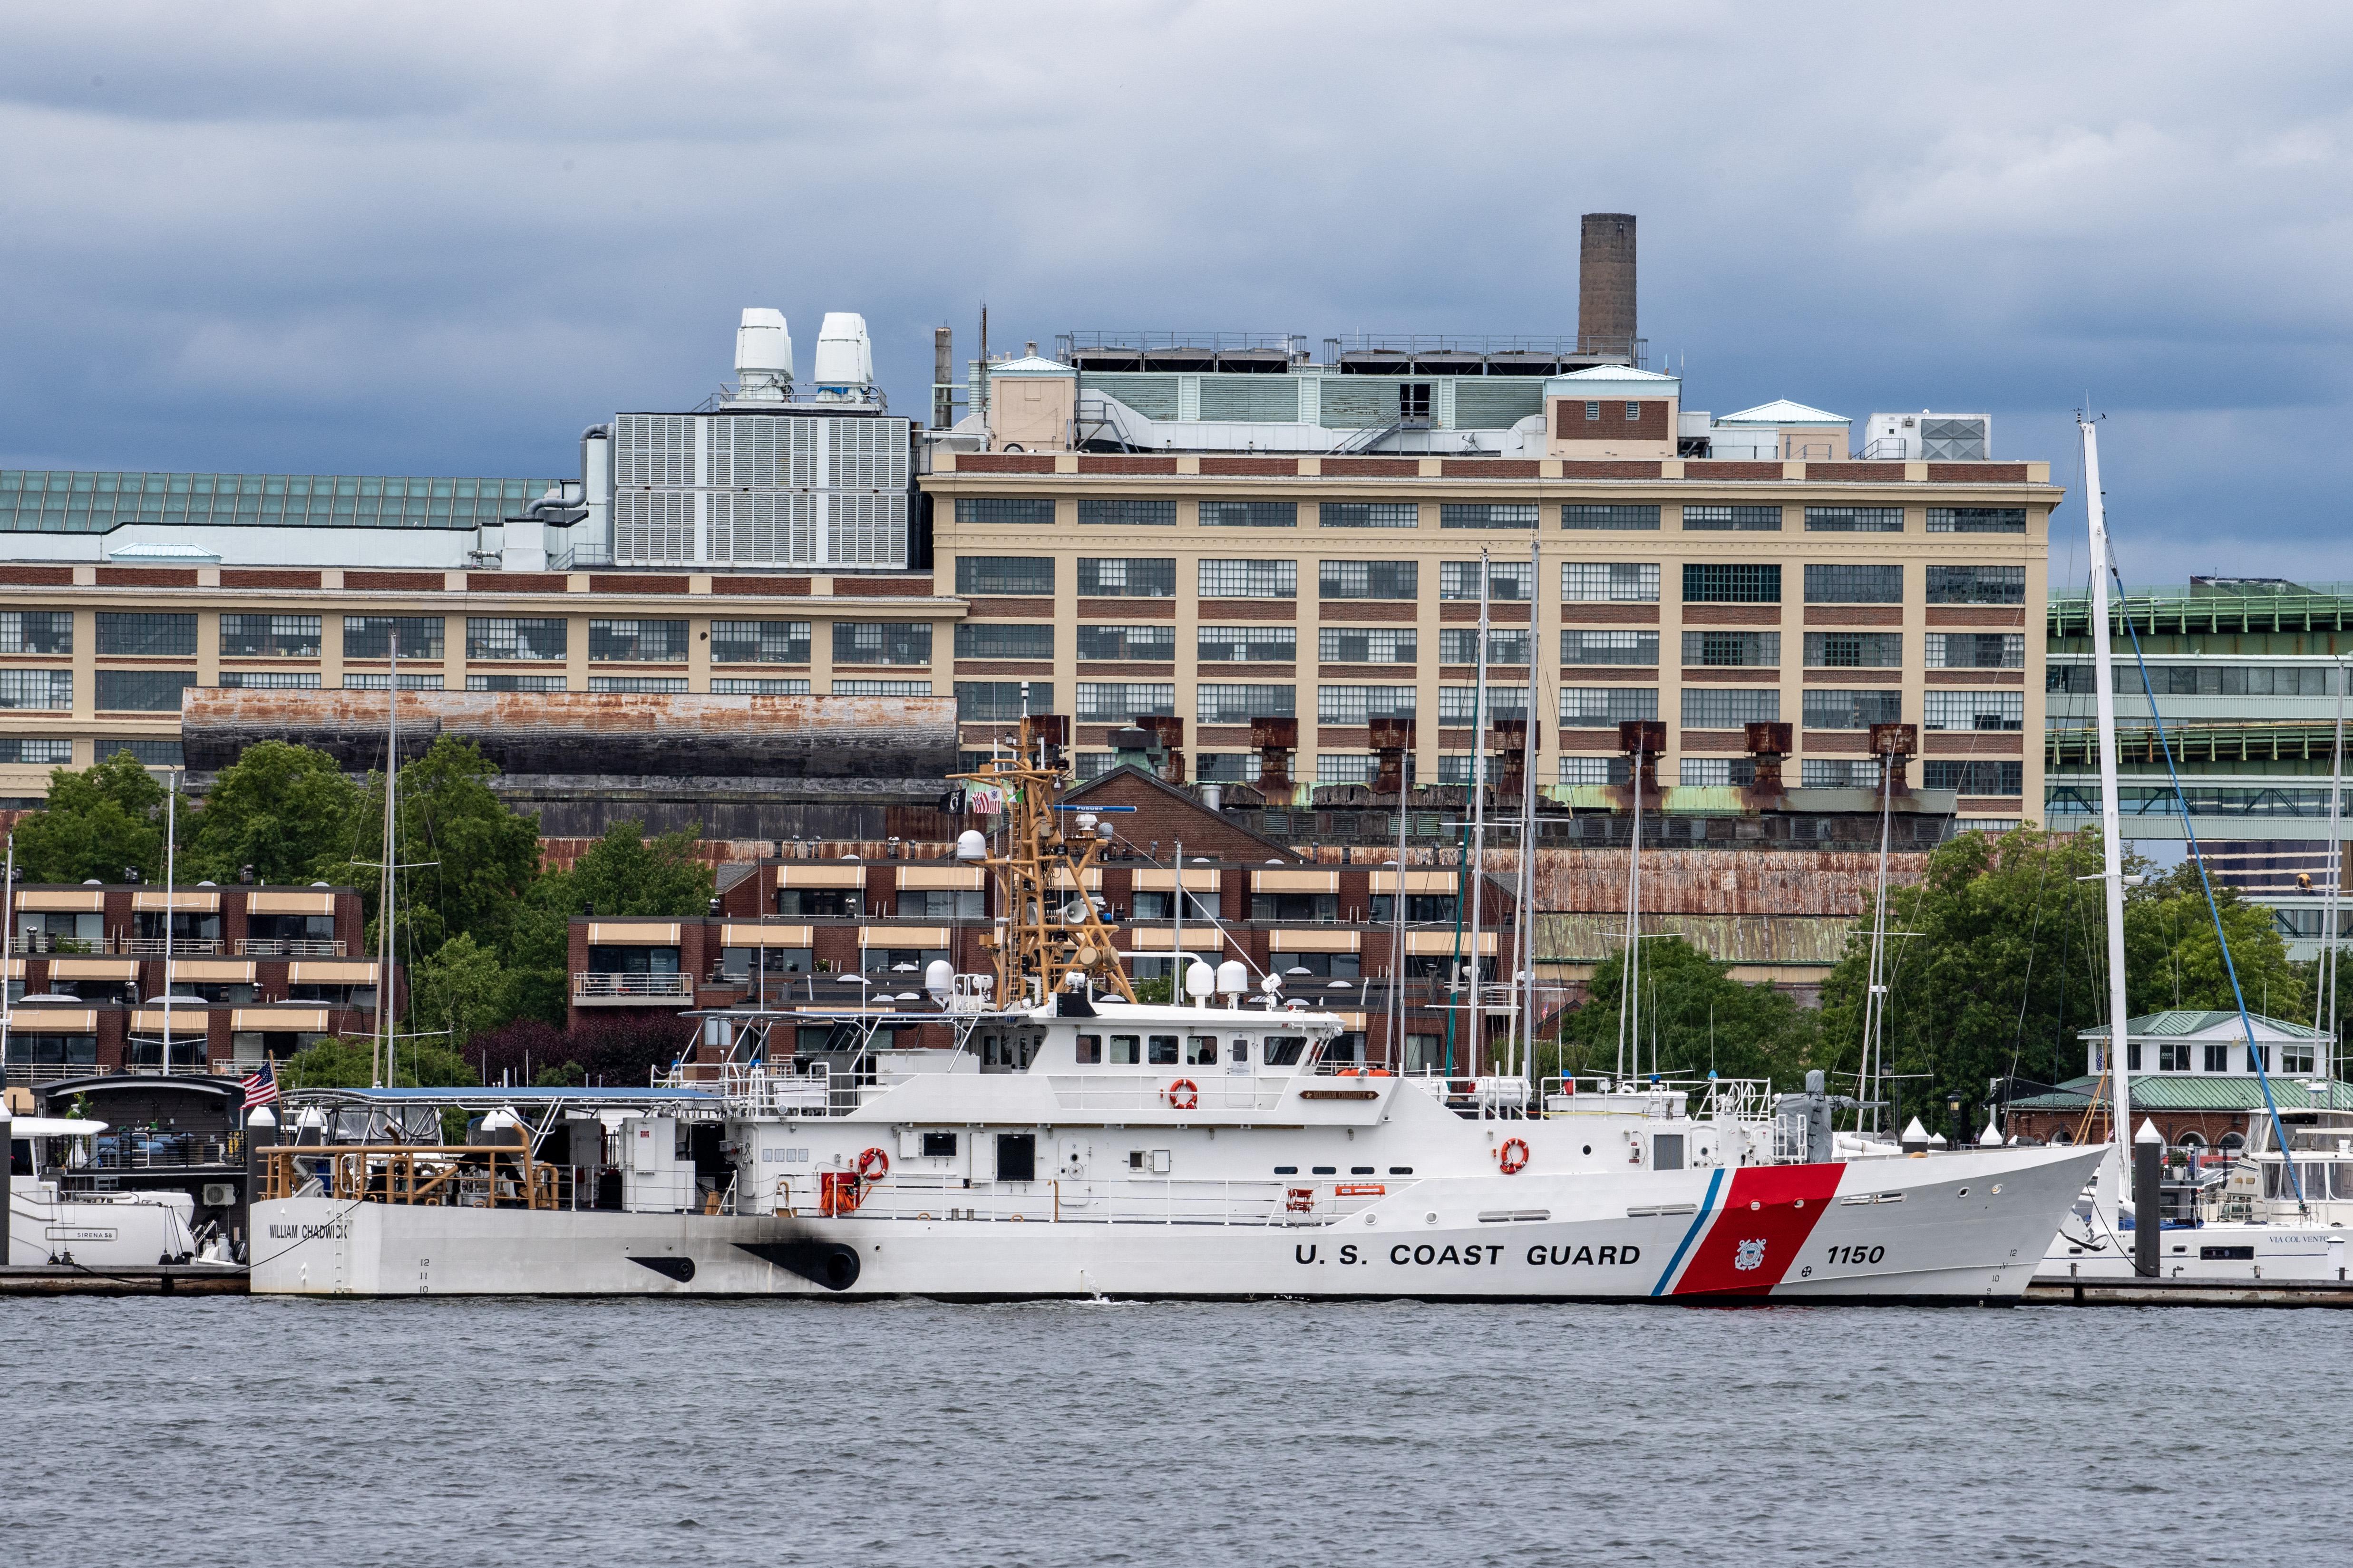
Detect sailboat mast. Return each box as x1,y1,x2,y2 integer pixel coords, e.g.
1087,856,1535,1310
1518,539,1541,1089
161,771,176,1077
2321,660,2345,1074
2083,421,2134,1157
1465,550,1489,1078
374,634,399,1088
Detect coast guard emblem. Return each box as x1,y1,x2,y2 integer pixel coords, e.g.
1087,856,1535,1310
1733,1238,1767,1272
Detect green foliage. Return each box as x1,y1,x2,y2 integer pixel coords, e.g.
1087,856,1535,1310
1555,936,1819,1087
404,932,511,1052
13,751,168,883
323,736,542,956
500,820,713,1026
279,1035,479,1091
183,740,361,885
1814,827,2311,1132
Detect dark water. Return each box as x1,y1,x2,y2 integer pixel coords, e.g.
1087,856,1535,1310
9,1297,2336,1566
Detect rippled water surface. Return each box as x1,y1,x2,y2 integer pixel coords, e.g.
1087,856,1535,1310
10,1297,2342,1566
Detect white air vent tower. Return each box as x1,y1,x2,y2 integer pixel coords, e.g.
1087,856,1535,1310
733,308,795,403
812,312,880,407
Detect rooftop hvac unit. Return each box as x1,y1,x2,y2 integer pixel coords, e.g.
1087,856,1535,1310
735,308,795,401
1863,412,1988,462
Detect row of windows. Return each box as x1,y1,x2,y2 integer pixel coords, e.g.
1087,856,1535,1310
0,669,890,711
958,557,2028,604
2045,663,2337,697
0,470,558,533
954,498,2030,534
1547,686,2026,731
0,614,841,668
0,736,181,767
1045,750,2027,798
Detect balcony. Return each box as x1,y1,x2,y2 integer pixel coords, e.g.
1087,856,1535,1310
116,937,223,957
236,938,348,957
571,971,695,1005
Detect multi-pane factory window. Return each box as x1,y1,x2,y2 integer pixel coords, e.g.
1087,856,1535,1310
1199,625,1296,662
1562,561,1659,602
710,678,811,695
1682,505,1781,532
1563,629,1660,667
1925,760,2024,794
1077,624,1176,660
1440,560,1531,600
957,681,1054,720
1804,564,1903,603
1077,499,1176,527
1077,557,1175,597
0,610,73,655
1925,632,2023,669
1439,685,1529,721
1680,758,1758,787
219,614,320,658
1559,756,1626,786
96,737,182,767
0,669,72,709
1927,507,2027,533
1682,564,1780,603
954,497,1057,525
1319,502,1418,529
832,678,933,697
1197,684,1295,723
1923,690,2024,731
344,615,446,660
589,676,689,693
1198,559,1296,599
1317,685,1417,723
1444,628,1532,665
1318,560,1418,600
1802,759,1883,787
1199,500,1297,528
466,617,567,661
219,671,321,689
833,622,932,666
1194,753,1253,782
343,673,444,690
957,622,1055,660
1681,687,1781,726
1560,687,1658,723
96,612,196,657
0,737,73,765
1076,682,1175,720
1804,632,1902,668
589,619,690,661
1804,506,1903,533
1925,565,2025,604
467,674,567,692
1316,754,1378,784
1562,504,1660,531
710,619,812,664
1681,631,1779,668
1318,627,1415,664
1439,503,1540,530
95,669,194,710
1802,689,1904,729
956,556,1055,595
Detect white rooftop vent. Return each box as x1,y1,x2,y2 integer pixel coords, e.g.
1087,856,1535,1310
733,308,794,401
811,311,876,403
106,541,221,564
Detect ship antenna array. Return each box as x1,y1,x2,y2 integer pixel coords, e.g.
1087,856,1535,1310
952,714,1138,1005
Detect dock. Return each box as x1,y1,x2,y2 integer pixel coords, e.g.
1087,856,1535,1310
2028,1275,2353,1307
0,1265,248,1296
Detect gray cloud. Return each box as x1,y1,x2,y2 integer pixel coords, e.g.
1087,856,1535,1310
3,1,2350,583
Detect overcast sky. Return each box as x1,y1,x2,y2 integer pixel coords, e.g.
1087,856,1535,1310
4,2,2349,587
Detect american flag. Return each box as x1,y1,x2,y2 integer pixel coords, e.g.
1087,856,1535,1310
240,1059,280,1111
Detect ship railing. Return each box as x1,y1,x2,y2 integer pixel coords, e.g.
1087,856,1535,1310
662,1059,842,1116
78,1133,237,1170
769,1172,1406,1228
254,1143,560,1209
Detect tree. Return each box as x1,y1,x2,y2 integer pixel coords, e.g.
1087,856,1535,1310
279,1034,478,1090
404,932,512,1054
324,736,542,957
501,820,715,1026
2125,861,2304,1021
12,751,167,883
182,740,360,885
1556,936,1819,1088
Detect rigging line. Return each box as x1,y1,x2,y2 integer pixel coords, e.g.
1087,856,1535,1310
2110,559,2308,1209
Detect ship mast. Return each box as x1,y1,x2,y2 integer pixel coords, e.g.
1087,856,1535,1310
2083,420,2135,1189
954,714,1137,1005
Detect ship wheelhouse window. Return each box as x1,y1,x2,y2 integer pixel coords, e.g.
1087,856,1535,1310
1151,1035,1182,1066
1263,1036,1307,1067
1109,1035,1141,1065
1075,1034,1102,1065
1181,1035,1214,1066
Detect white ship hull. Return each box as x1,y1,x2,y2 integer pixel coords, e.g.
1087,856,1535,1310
252,1143,2102,1302
2038,1221,2353,1284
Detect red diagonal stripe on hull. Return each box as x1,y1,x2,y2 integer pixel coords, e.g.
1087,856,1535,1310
1672,1163,1845,1297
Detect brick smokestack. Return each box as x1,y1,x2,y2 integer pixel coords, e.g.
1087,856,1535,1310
1578,213,1636,358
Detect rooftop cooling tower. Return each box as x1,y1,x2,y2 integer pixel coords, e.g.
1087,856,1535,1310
734,308,794,401
812,311,875,402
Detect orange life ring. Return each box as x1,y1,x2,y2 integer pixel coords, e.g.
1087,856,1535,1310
856,1146,890,1182
1498,1137,1530,1175
1166,1078,1199,1111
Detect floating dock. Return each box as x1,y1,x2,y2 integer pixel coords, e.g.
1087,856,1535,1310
0,1265,247,1296
2028,1275,2353,1307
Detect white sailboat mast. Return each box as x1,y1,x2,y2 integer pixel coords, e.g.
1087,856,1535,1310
2083,421,2134,1156
1518,539,1542,1089
374,634,399,1088
1465,550,1489,1077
